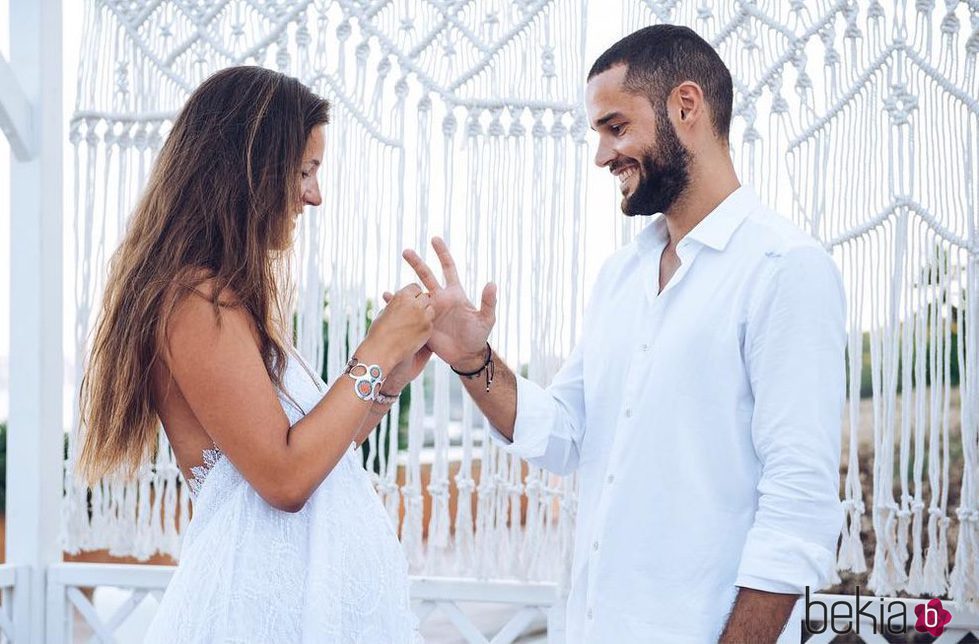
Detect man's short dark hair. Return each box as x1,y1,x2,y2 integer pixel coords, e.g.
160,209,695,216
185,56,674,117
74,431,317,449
588,25,733,142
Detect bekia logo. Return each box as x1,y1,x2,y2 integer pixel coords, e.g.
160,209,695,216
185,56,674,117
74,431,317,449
914,598,952,636
804,587,953,636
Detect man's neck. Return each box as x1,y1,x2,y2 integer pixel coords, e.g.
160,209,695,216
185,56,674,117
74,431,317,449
663,157,741,247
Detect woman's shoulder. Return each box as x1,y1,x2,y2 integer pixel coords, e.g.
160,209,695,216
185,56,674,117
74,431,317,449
160,267,260,357
174,267,242,307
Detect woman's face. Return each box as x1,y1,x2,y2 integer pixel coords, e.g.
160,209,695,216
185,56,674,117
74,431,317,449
279,125,325,248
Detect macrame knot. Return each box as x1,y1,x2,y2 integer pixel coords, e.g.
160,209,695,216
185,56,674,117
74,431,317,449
296,23,311,48
132,124,147,150
697,5,713,20
441,36,456,58
884,83,918,125
524,478,542,493
570,113,587,143
400,17,415,33
790,0,806,12
868,1,886,19
550,118,567,139
771,94,789,114
912,500,926,512
541,46,556,78
743,125,760,144
929,507,945,518
488,109,505,137
454,476,475,493
115,61,129,97
957,507,979,523
378,480,398,496
336,20,351,41
967,31,979,54
466,109,483,137
509,107,526,137
442,113,457,136
795,70,813,91
103,123,119,147
276,48,291,71
395,77,409,99
531,110,547,139
69,120,83,145
915,0,936,12
377,57,392,78
148,126,163,150
418,94,432,113
426,480,449,497
356,41,370,63
845,20,863,39
739,30,759,52
940,11,960,34
897,508,912,519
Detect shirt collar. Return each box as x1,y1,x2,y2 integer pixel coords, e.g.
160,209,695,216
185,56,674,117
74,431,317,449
635,185,760,254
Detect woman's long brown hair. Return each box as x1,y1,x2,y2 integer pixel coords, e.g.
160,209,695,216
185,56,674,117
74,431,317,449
77,66,330,484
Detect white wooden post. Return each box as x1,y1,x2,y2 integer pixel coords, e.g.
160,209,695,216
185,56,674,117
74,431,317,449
5,0,64,642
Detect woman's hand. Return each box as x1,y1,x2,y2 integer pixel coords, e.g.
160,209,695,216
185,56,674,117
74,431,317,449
361,283,434,365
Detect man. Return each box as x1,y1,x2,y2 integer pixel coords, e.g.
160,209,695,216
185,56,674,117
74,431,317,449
402,25,845,642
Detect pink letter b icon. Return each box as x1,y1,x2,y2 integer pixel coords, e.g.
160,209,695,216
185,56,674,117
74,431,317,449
914,598,952,636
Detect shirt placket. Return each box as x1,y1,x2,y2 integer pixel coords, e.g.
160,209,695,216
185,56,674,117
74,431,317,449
582,281,666,630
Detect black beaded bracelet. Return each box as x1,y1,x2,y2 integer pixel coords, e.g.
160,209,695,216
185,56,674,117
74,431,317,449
450,342,495,392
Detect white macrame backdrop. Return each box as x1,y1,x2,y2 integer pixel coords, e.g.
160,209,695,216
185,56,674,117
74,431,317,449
63,0,979,608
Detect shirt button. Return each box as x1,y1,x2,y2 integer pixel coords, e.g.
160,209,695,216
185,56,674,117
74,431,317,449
607,474,615,484
587,609,594,620
640,343,649,352
592,541,599,551
624,408,632,418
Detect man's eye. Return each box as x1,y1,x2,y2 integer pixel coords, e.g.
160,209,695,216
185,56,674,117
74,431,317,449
301,171,310,179
610,124,624,135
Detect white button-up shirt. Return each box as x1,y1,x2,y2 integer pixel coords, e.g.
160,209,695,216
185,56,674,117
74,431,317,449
492,186,845,642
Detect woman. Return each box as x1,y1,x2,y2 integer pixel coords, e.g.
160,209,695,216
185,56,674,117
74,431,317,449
77,66,429,642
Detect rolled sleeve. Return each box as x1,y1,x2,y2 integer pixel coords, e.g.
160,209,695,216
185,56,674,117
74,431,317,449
487,341,586,475
736,245,846,593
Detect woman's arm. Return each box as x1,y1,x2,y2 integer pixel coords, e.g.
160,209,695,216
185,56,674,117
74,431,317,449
164,283,432,512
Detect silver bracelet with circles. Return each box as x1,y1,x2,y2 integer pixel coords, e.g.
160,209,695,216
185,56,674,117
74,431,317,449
343,357,385,402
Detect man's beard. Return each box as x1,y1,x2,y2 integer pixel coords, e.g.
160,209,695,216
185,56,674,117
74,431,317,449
621,114,691,217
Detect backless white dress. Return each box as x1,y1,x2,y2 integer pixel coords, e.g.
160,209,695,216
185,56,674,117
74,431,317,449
143,352,420,643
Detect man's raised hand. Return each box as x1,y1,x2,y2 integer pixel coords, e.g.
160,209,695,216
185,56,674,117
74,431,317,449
399,237,496,371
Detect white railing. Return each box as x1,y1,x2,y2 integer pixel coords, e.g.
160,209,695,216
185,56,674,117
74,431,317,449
41,563,979,643
0,564,29,643
46,563,560,643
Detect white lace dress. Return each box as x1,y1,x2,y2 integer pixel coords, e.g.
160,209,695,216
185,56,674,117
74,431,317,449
144,353,420,643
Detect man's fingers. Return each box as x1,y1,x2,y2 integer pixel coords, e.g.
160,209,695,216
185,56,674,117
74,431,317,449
402,249,442,292
479,282,497,323
431,237,461,286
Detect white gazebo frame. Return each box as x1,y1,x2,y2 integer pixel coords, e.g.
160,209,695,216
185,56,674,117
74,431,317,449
1,0,979,642
1,0,65,641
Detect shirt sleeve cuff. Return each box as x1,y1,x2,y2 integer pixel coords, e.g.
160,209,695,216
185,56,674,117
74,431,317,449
486,376,556,460
735,525,837,594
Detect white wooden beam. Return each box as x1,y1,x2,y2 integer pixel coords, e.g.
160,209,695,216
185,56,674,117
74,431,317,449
6,0,64,642
0,51,33,160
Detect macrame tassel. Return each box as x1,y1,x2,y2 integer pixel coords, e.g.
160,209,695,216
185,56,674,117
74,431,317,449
838,246,867,573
